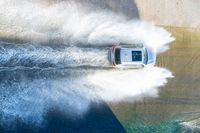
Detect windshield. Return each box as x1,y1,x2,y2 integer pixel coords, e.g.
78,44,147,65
115,48,121,64
147,48,155,64
143,48,148,64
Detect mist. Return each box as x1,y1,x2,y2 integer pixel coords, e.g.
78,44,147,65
0,0,174,124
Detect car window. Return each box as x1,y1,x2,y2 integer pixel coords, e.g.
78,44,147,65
143,48,148,64
115,48,121,64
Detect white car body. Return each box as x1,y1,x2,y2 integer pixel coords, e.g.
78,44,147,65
110,43,156,68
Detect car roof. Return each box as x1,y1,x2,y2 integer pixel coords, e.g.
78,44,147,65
120,48,144,64
114,43,156,66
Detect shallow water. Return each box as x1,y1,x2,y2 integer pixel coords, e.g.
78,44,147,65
109,27,200,133
0,0,192,132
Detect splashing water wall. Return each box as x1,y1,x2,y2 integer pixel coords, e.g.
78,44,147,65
0,0,174,124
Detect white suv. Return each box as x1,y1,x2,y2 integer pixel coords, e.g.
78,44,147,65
110,43,156,68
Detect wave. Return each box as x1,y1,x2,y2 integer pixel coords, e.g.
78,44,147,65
0,0,174,125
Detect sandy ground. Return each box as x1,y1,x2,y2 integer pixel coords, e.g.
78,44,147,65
135,0,200,28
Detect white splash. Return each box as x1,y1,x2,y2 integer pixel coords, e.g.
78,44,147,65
88,67,173,102
0,0,174,53
0,0,175,124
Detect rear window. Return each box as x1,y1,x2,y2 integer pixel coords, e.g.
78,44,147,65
115,48,121,64
132,51,142,61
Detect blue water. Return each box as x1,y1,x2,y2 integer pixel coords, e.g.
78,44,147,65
0,41,126,133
